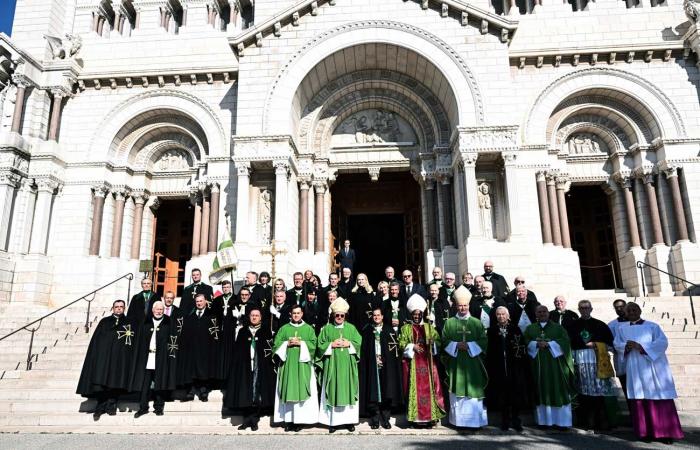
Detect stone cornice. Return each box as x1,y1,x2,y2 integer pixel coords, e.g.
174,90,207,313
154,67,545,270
229,0,518,55
76,70,235,92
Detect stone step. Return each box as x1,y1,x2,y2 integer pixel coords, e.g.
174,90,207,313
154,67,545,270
0,398,230,414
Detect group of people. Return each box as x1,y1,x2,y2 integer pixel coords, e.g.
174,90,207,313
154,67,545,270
76,261,684,443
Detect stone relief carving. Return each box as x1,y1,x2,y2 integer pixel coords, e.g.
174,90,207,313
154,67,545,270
155,150,190,171
258,189,272,245
0,152,29,173
332,109,416,146
0,84,15,131
477,182,494,240
566,133,603,154
458,127,518,151
44,34,83,60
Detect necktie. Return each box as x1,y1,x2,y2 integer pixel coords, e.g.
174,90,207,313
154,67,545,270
144,292,150,314
406,285,410,295
197,311,202,318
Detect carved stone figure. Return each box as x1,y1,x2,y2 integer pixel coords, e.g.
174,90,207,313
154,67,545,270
0,84,15,131
567,134,601,154
685,0,700,24
258,189,272,245
338,109,405,144
155,150,189,171
44,34,83,60
478,182,494,239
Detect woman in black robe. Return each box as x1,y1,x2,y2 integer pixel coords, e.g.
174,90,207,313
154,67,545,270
486,305,533,431
348,273,381,332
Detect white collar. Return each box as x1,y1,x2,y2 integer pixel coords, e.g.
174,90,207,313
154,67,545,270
456,313,470,320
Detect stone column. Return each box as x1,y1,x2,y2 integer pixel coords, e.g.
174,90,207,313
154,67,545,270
313,181,326,253
89,185,108,255
460,154,481,238
424,178,438,249
48,90,65,142
191,191,202,256
110,189,129,257
439,176,455,247
8,177,36,253
10,77,29,134
616,174,641,249
199,188,211,253
662,165,689,243
546,172,562,246
274,161,289,243
228,0,240,31
235,162,251,244
535,171,552,244
29,179,59,254
298,181,310,251
640,172,665,245
130,193,148,259
208,182,220,251
0,173,20,250
555,174,571,249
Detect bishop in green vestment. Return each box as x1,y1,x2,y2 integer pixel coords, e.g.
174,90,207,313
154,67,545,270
272,304,319,431
524,305,575,428
441,286,489,428
316,298,362,432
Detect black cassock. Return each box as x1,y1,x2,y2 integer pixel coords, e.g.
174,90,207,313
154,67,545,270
127,291,161,325
348,288,381,332
549,309,580,338
176,309,221,386
77,314,135,397
429,296,455,333
129,316,178,393
264,303,291,336
485,323,533,410
180,282,214,316
359,324,404,416
381,297,409,331
211,294,236,379
224,326,276,412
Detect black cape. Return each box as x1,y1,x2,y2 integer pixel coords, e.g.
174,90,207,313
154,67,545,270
302,300,327,335
430,296,456,333
569,317,613,350
176,308,221,385
506,298,540,325
549,309,580,337
180,282,214,316
129,316,178,393
348,288,381,332
482,272,510,298
359,324,404,415
224,326,276,411
211,294,236,379
485,323,533,410
77,315,135,397
381,297,409,331
264,303,291,336
127,291,161,325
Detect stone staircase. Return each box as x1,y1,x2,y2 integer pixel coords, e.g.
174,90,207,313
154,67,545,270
0,293,697,433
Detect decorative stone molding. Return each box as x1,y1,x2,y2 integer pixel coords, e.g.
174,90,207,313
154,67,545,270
658,161,680,179
232,135,297,161
613,170,633,189
367,167,381,182
35,178,61,193
511,46,684,69
92,184,110,198
455,126,518,152
296,156,314,180
235,161,250,177
0,172,20,187
76,71,234,93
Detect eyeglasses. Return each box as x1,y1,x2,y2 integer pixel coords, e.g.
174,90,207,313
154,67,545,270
445,277,455,281
515,280,525,284
403,275,412,278
334,313,345,318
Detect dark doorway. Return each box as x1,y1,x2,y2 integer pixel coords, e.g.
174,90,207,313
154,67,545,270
347,214,405,285
331,171,423,284
152,199,194,298
566,185,621,290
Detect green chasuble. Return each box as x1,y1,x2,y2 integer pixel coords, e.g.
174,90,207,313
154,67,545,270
316,322,362,407
523,321,575,407
273,322,317,403
441,316,488,398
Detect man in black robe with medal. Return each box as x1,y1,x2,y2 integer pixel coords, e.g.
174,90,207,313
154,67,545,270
211,280,235,379
266,290,291,335
130,301,178,417
176,293,221,401
225,307,275,431
180,268,214,315
77,300,135,420
127,278,160,325
359,307,403,429
285,272,306,306
381,282,408,333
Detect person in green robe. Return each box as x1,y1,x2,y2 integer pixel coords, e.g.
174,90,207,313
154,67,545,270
316,297,362,432
399,294,446,428
441,285,489,428
524,305,575,429
272,304,319,432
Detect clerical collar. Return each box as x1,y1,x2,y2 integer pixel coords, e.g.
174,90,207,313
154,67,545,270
153,317,163,324
334,323,345,328
617,317,628,322
630,319,645,325
456,313,470,320
290,320,305,327
249,324,261,333
539,321,548,328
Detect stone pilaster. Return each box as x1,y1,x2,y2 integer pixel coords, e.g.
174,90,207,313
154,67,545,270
0,173,20,250
614,172,641,249
235,161,251,244
110,188,130,258
313,181,326,254
208,182,220,251
89,185,108,256
555,174,571,249
190,190,202,256
199,183,211,254
130,192,148,259
661,164,689,243
29,179,60,255
48,89,66,142
535,171,552,244
546,172,562,247
274,161,289,243
298,180,310,251
460,153,480,239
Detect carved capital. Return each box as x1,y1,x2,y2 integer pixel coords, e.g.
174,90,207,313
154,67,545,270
112,187,131,201
36,178,60,193
555,174,570,191
660,163,679,179
502,152,518,165
132,191,149,205
236,161,251,177
613,170,633,189
312,180,327,194
368,166,381,182
274,160,290,176
0,171,20,187
148,196,161,211
19,177,35,192
535,170,548,183
92,184,109,198
460,152,478,167
545,170,559,186
209,182,220,194
11,73,32,89
299,180,310,190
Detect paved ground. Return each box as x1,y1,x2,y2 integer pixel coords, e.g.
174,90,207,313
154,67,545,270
0,430,698,449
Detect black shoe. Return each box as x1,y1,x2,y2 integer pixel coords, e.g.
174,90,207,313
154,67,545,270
154,410,164,416
107,409,117,416
238,424,248,430
199,393,209,402
347,425,355,432
134,409,149,419
293,425,302,432
381,420,391,430
329,426,336,433
184,393,195,402
92,412,101,421
284,424,292,432
251,424,258,431
513,423,523,432
370,424,379,430
500,423,509,431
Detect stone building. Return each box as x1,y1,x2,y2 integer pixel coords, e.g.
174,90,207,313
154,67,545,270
0,0,699,307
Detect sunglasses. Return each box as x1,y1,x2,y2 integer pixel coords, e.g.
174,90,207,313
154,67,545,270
403,275,412,278
515,280,525,284
334,313,345,318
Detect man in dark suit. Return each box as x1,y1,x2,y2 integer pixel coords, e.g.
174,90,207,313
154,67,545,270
337,239,356,272
383,266,401,285
399,269,426,302
285,272,306,306
482,260,509,299
127,278,161,325
180,268,214,315
163,291,181,322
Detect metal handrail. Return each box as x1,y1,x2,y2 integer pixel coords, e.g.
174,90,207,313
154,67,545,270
636,261,697,325
0,272,133,370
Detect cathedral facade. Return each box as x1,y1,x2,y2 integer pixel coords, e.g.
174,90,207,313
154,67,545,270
0,0,699,307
